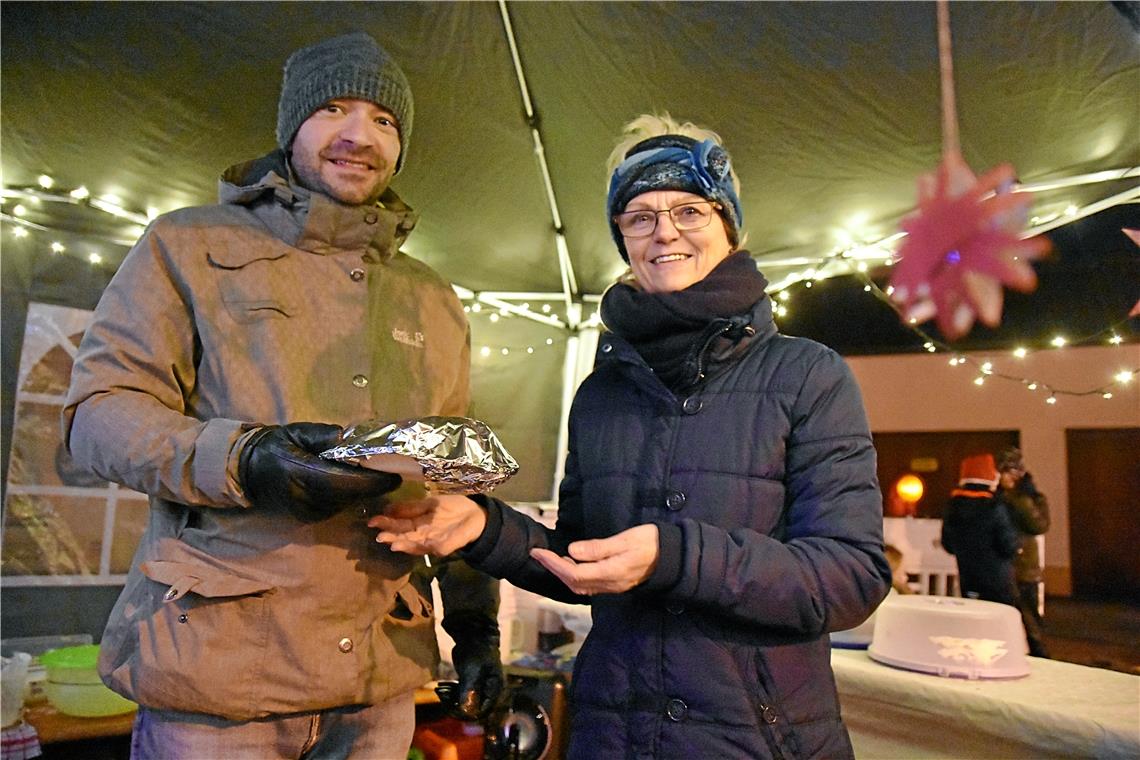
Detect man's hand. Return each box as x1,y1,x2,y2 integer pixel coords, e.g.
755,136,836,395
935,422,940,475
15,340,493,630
239,422,400,522
530,524,660,595
368,494,487,555
999,469,1023,491
443,611,504,721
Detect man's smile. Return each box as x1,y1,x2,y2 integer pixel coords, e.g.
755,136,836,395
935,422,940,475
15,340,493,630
326,157,375,171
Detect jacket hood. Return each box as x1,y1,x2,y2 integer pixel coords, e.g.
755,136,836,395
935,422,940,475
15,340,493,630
217,150,418,259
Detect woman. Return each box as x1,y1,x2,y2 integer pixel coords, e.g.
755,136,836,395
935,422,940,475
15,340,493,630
372,114,891,759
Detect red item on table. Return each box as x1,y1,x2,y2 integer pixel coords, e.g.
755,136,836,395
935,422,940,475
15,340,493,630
0,722,42,760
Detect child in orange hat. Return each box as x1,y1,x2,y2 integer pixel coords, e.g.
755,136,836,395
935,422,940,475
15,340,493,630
940,454,1021,609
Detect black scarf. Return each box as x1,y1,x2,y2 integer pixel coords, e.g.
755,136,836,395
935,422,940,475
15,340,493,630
600,251,770,390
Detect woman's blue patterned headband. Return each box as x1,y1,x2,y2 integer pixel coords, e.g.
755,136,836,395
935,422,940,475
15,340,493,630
607,135,743,262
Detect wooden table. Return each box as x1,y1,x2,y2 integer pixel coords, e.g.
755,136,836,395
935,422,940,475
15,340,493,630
22,702,135,744
18,687,435,745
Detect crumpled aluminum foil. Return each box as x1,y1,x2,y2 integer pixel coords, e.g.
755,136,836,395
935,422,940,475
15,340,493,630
320,415,519,494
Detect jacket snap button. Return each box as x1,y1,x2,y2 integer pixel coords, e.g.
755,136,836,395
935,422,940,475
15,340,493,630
682,396,702,414
601,343,612,353
666,602,684,615
665,698,688,722
178,614,189,624
761,704,778,724
352,374,369,388
664,490,686,511
364,212,379,224
338,637,354,653
350,268,365,281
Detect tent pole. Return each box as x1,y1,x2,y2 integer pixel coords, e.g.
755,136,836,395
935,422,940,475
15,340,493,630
551,326,600,501
497,0,580,322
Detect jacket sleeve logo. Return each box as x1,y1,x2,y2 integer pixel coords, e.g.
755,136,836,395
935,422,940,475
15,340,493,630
391,327,425,348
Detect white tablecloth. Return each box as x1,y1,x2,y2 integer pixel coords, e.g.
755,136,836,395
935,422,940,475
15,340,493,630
831,649,1140,759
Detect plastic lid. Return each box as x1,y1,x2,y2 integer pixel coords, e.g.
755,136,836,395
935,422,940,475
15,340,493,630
39,643,100,670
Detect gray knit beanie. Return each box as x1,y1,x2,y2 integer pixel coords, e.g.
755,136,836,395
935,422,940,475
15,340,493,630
276,32,413,173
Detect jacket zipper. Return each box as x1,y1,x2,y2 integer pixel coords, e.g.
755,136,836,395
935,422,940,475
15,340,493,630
682,316,756,392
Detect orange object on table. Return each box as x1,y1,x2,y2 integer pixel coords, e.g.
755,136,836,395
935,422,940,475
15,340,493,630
412,716,484,760
21,702,135,745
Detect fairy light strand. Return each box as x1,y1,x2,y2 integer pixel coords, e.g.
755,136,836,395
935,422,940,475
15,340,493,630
853,273,1137,399
4,176,1137,376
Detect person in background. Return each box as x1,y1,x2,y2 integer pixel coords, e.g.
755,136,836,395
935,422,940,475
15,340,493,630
62,31,500,758
370,113,891,759
995,447,1051,657
940,454,1020,609
885,543,915,595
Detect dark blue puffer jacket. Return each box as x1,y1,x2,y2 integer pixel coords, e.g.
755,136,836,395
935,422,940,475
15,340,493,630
467,295,890,759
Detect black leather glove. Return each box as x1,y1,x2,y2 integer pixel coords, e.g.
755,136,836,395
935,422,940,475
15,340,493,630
1019,471,1037,495
443,610,504,720
238,422,401,522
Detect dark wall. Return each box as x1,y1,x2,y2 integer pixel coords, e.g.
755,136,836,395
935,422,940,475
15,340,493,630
1,585,121,642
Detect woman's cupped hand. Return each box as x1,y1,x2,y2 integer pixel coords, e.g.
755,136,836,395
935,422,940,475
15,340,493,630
530,524,660,596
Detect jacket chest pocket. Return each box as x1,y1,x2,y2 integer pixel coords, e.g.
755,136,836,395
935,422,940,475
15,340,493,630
208,248,299,323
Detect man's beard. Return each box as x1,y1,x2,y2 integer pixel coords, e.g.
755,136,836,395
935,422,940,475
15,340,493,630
291,143,394,206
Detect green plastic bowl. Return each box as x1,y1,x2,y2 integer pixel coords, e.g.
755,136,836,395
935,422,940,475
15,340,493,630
39,644,135,717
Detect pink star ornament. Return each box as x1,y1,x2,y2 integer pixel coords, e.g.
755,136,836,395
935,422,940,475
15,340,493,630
889,153,1050,340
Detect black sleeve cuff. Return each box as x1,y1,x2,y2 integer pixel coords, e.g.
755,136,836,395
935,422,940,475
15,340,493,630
641,521,685,594
459,493,504,565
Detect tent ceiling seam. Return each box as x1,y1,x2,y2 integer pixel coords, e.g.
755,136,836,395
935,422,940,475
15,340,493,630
497,0,580,323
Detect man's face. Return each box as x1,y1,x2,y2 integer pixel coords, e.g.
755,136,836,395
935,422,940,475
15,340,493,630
290,98,401,206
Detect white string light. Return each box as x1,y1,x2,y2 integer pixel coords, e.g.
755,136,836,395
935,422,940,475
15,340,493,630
465,303,579,361
3,182,151,227
3,182,585,356
2,180,150,251
855,273,1138,401
4,171,1136,371
763,175,1138,293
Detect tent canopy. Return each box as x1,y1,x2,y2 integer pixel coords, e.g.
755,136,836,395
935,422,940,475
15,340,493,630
3,1,1138,499
4,2,1137,292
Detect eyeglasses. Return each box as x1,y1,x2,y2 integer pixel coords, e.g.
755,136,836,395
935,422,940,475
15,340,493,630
614,200,722,238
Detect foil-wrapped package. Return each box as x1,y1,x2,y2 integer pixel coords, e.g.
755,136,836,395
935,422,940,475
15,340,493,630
320,416,519,494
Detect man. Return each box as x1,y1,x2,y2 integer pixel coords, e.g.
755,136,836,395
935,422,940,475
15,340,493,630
995,447,1051,657
63,32,500,758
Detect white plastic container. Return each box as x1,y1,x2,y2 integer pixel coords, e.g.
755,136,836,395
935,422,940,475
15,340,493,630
868,595,1030,679
831,588,900,649
2,652,32,726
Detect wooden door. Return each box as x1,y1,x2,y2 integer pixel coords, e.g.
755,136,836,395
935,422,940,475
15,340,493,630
1066,428,1140,603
